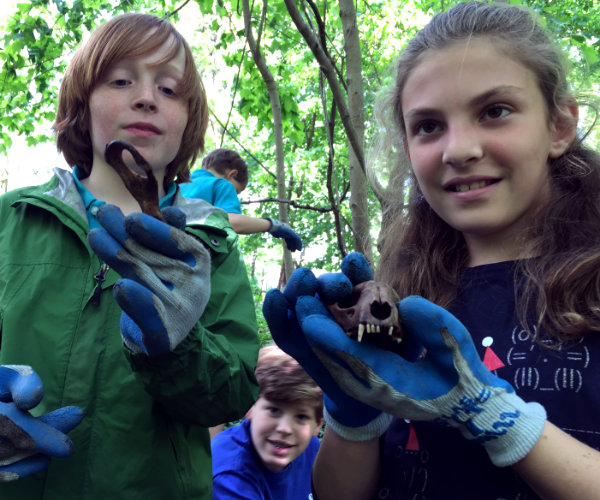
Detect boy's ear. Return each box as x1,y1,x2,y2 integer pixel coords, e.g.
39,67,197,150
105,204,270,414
312,418,324,437
549,101,578,159
224,169,238,181
245,406,254,420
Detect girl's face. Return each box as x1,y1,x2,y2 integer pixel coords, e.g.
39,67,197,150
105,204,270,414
88,38,189,184
401,38,573,265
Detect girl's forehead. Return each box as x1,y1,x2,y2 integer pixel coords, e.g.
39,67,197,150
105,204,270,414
402,38,536,106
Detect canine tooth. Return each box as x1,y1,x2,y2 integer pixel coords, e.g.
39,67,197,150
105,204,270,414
358,324,365,342
394,337,403,343
388,326,394,336
375,325,380,333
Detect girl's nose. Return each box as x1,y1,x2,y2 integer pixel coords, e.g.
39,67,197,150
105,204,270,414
442,123,483,167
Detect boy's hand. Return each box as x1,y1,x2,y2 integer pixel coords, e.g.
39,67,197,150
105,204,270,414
0,366,84,482
265,218,302,252
88,205,211,356
263,255,392,442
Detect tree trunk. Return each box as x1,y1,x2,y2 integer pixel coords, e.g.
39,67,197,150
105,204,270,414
242,0,294,282
339,0,372,263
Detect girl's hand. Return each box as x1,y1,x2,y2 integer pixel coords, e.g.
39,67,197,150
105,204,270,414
297,260,547,466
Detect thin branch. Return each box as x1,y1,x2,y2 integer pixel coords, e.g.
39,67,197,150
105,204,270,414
241,197,331,213
209,111,276,180
283,0,365,173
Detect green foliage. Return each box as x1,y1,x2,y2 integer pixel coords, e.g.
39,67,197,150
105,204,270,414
2,0,600,342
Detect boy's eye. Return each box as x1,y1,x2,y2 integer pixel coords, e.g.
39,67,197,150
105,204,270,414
267,407,281,416
111,79,129,87
482,105,510,121
160,86,177,97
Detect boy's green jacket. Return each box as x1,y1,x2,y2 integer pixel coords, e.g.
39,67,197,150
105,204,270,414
0,169,260,499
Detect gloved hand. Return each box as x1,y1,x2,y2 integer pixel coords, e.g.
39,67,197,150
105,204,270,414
294,253,547,467
263,254,392,442
265,217,302,252
88,205,211,357
0,365,84,482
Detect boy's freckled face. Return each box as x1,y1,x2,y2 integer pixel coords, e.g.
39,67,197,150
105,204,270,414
401,38,569,260
88,38,189,178
248,397,321,472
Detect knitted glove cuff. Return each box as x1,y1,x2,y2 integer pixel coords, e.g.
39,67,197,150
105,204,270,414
324,407,393,442
483,401,547,467
264,217,279,234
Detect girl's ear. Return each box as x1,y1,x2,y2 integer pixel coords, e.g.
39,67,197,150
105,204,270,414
549,101,578,159
402,136,411,163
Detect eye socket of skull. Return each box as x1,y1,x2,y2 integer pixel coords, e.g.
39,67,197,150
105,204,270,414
336,287,362,309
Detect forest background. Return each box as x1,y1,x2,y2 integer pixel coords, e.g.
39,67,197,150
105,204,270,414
1,0,599,343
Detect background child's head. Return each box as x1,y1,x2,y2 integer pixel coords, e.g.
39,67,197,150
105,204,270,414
247,345,323,472
254,344,323,421
201,148,249,194
53,13,208,187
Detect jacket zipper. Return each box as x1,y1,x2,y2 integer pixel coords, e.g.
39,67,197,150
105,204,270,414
91,263,109,307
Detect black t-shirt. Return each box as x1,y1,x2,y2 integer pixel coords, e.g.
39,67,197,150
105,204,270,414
376,261,600,499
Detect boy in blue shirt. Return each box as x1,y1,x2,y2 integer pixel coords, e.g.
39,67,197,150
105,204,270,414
211,345,323,499
181,148,302,251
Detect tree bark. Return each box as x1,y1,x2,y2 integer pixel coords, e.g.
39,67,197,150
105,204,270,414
242,0,294,281
339,0,372,262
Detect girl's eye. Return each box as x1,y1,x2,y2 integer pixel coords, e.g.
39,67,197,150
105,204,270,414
415,120,442,136
483,105,510,121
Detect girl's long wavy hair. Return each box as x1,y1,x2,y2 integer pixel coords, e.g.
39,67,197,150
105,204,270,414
372,1,600,343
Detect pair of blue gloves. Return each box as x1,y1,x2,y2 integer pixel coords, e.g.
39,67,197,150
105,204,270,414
265,217,302,252
262,252,547,467
1,204,210,481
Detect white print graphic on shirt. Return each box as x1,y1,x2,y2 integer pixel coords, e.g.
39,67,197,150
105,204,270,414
505,325,589,392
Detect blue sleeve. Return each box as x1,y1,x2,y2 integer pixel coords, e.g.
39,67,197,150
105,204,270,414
211,179,242,214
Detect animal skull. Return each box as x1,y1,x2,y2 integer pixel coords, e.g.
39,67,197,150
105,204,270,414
326,280,403,351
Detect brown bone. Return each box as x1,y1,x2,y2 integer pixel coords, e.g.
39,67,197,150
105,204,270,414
104,140,165,222
326,280,403,351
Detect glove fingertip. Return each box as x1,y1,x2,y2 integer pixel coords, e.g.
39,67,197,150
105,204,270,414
0,454,51,482
38,406,85,433
341,252,373,284
283,268,318,304
317,273,353,304
160,206,187,230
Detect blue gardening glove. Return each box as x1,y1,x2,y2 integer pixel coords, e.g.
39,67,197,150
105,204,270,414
0,365,84,482
265,217,302,252
87,205,211,357
300,275,547,467
263,259,392,442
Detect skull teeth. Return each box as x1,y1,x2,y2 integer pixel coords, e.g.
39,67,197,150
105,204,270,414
354,324,402,344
